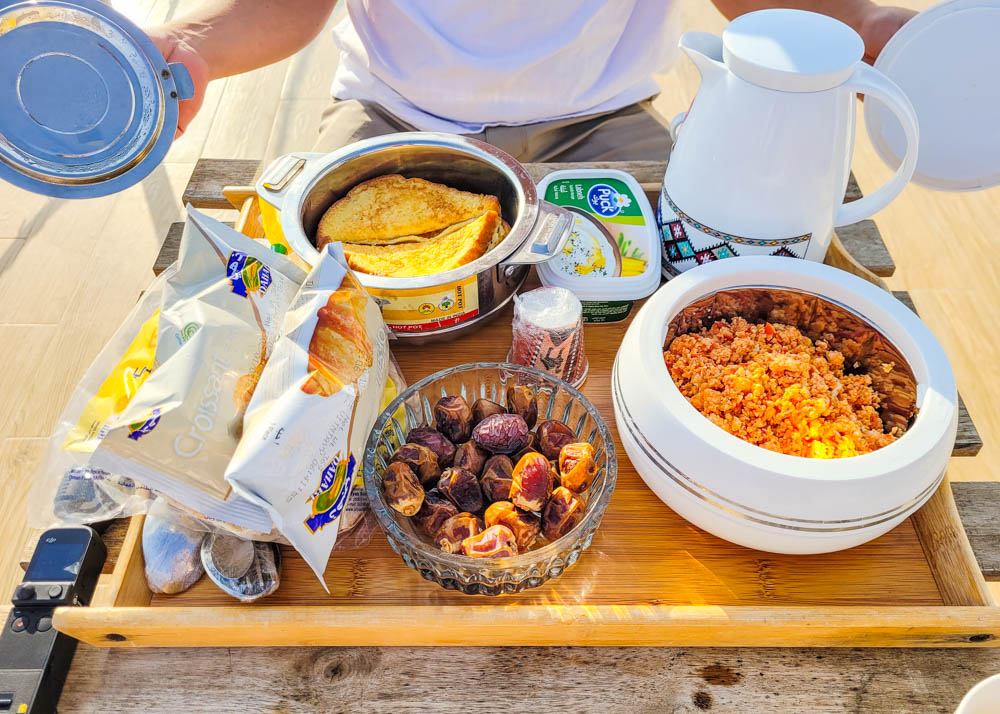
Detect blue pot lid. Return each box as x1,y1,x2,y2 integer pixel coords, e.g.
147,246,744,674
0,0,194,198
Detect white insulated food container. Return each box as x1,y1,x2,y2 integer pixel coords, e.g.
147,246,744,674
612,257,958,554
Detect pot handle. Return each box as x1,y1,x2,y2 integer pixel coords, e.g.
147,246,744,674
834,64,919,227
256,152,326,205
500,201,574,266
167,62,195,101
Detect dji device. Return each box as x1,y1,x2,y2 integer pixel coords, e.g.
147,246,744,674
0,527,106,713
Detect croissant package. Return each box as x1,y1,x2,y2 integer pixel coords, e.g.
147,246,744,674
225,243,390,586
89,208,306,535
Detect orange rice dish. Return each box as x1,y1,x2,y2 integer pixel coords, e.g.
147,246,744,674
664,317,898,459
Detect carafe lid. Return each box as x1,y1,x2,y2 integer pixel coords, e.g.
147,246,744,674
0,0,194,198
723,9,864,92
865,0,1000,191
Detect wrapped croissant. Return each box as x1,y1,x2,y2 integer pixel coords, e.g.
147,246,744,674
225,243,390,587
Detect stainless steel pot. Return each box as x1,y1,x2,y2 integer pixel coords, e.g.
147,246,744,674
255,133,573,341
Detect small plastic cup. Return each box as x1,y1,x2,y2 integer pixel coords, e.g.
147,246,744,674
507,286,588,388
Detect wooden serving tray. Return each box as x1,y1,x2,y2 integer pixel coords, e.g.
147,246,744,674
50,160,999,648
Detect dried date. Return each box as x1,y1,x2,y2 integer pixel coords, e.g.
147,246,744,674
462,524,518,558
510,452,553,512
453,440,488,476
542,487,585,541
537,420,575,460
558,442,597,493
434,395,473,443
511,431,540,464
484,501,540,551
472,413,529,454
405,426,456,468
381,462,424,516
389,442,441,487
437,467,484,513
480,454,514,503
505,385,538,429
472,398,506,426
434,513,485,553
412,489,459,537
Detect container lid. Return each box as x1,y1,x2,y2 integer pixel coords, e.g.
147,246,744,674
723,9,864,92
0,0,194,198
536,168,661,302
864,0,1000,191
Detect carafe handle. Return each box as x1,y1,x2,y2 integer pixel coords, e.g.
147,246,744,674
834,64,919,227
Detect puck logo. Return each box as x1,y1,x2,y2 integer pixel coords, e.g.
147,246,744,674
587,183,632,218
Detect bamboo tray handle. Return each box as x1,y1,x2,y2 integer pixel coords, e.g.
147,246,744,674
221,185,256,210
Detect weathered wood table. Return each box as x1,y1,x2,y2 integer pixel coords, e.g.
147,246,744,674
54,158,1000,712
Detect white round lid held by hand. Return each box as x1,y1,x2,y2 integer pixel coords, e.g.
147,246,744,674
723,9,864,92
865,0,1000,191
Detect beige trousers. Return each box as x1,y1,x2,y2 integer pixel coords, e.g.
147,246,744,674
311,98,673,162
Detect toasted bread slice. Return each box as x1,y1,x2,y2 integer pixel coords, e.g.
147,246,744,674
316,175,502,248
344,211,503,277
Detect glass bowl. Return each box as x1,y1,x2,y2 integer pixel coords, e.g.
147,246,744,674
363,362,617,595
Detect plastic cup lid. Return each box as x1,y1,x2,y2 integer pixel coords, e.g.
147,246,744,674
865,0,1000,191
0,0,194,198
723,9,864,92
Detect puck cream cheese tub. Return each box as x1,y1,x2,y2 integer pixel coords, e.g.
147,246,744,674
536,169,661,323
613,257,958,554
255,133,573,343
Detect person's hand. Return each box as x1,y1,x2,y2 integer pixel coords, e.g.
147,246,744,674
857,5,916,64
147,26,210,137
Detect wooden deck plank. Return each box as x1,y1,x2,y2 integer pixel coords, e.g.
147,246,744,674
953,482,1000,582
202,62,291,161
181,159,260,209
57,644,1000,712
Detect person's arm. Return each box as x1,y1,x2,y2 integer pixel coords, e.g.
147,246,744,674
148,0,339,133
710,0,915,63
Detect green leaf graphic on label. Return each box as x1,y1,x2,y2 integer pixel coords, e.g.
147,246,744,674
242,259,262,292
179,322,200,343
314,489,335,513
616,232,647,276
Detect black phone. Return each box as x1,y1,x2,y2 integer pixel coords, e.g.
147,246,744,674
0,526,106,713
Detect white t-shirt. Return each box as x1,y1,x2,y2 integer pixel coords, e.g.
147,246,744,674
330,0,679,133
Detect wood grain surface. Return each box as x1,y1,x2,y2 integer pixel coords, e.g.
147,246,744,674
181,159,261,209
58,645,1000,713
953,482,1000,582
54,605,1000,649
